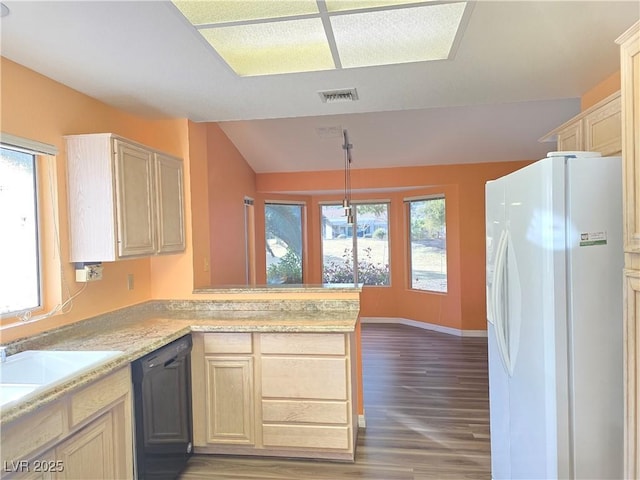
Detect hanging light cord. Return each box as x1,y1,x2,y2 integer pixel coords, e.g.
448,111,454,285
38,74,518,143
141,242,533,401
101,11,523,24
19,156,88,323
342,129,353,217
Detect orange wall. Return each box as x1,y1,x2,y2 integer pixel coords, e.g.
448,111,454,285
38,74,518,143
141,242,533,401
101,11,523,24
257,161,532,331
186,122,212,290
581,71,621,110
1,57,271,340
0,58,265,342
0,57,188,341
150,119,201,299
206,123,257,285
150,120,260,296
3,53,592,338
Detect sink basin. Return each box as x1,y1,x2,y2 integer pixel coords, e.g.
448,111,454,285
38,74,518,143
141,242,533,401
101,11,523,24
0,384,40,406
0,350,122,408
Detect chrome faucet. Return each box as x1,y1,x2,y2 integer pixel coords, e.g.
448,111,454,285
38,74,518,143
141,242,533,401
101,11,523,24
0,346,6,363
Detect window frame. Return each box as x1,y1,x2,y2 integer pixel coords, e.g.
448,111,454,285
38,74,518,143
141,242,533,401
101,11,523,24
0,145,43,317
405,194,448,293
320,200,391,287
0,133,57,320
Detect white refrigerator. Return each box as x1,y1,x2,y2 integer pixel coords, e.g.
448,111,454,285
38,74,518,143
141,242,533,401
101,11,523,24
485,152,623,479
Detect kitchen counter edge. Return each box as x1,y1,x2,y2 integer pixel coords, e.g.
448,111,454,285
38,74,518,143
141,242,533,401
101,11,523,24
0,300,359,425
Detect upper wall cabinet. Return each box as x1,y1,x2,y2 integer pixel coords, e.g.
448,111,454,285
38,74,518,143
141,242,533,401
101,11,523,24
617,20,640,480
540,91,622,157
154,152,186,254
65,134,185,262
618,23,640,255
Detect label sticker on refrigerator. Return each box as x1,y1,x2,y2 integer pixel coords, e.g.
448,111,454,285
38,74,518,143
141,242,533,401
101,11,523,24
579,231,607,246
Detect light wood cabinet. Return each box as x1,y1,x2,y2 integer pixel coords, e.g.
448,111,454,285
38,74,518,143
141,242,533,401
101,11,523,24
617,20,640,480
154,153,185,254
192,333,255,447
540,91,621,156
204,357,255,444
0,368,133,480
556,120,582,152
584,94,622,155
191,331,357,461
113,140,156,258
55,411,116,480
65,133,185,262
260,333,355,456
1,404,66,474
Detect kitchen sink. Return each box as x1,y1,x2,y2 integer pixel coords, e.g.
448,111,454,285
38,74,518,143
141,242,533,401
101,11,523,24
0,384,40,407
0,350,122,408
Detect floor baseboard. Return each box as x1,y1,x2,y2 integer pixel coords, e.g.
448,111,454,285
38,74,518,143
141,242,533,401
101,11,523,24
360,316,487,338
358,413,366,429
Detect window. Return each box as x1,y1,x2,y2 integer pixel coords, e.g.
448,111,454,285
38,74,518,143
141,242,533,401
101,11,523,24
244,197,256,285
265,203,304,284
0,146,40,315
321,203,390,285
407,196,447,292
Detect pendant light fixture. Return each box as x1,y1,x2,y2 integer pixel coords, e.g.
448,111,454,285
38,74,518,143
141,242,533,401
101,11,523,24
342,129,354,225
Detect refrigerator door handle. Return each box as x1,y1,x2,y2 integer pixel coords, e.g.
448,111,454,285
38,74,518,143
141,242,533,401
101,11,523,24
505,232,522,375
493,229,513,376
487,228,505,327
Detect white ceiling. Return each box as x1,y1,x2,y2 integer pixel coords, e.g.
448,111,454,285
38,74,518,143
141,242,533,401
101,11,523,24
1,1,638,173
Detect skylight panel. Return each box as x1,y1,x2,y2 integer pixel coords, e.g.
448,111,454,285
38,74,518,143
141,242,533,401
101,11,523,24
324,0,428,13
331,2,467,68
173,0,319,25
200,18,335,76
171,1,468,76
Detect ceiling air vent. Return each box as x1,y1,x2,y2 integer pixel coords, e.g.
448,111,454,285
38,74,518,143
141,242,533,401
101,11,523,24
318,88,359,104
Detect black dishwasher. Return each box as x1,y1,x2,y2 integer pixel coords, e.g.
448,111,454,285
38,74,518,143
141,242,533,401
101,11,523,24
132,334,193,480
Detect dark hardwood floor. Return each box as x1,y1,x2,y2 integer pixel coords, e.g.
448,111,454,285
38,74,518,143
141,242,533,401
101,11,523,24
180,323,491,479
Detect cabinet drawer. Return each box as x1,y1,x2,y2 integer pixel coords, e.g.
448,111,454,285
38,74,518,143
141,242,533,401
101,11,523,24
203,333,253,354
260,333,345,355
262,400,348,424
70,367,130,428
1,402,66,465
262,425,350,450
262,357,347,400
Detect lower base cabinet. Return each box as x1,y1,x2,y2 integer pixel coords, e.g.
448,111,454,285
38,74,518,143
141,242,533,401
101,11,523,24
203,357,254,445
191,332,358,461
55,410,117,480
0,368,133,480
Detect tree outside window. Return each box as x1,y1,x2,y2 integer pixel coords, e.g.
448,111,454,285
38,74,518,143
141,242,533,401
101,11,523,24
321,203,390,285
265,203,304,284
408,197,447,292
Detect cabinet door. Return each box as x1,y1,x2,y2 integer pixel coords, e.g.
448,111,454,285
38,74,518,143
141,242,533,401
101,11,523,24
584,95,622,156
618,20,640,480
204,357,254,445
624,270,640,478
55,412,116,480
556,121,582,152
114,139,156,257
155,153,185,254
619,24,640,254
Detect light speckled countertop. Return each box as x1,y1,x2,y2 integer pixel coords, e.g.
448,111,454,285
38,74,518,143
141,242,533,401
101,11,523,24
0,297,359,425
193,283,362,294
